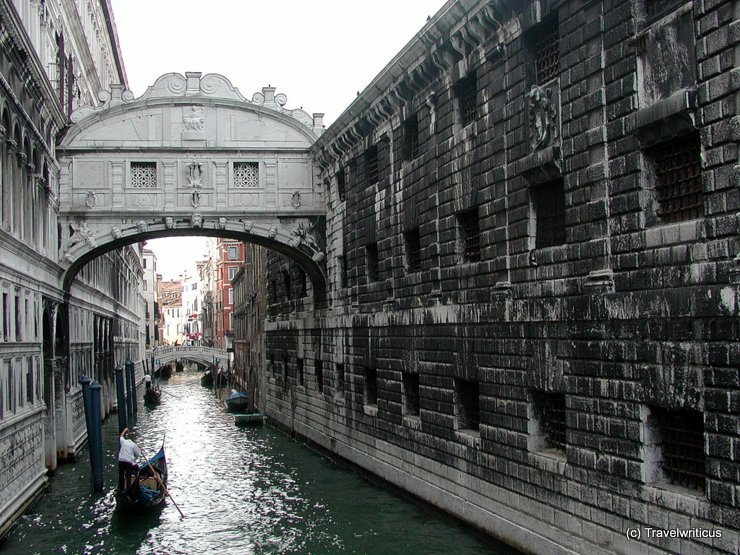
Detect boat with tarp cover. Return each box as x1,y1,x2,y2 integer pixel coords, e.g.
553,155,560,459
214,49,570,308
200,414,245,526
225,390,249,412
115,446,168,512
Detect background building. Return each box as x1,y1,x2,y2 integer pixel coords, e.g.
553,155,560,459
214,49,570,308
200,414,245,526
159,279,183,345
232,243,267,412
141,248,160,348
213,239,245,350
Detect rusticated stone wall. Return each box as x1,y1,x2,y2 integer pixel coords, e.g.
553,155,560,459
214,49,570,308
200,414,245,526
263,0,739,553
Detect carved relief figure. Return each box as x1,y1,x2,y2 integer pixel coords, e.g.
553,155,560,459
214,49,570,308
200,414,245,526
66,220,97,253
186,161,203,187
527,85,559,151
191,214,202,228
191,190,201,208
291,221,321,253
164,217,174,229
85,191,97,208
183,106,205,132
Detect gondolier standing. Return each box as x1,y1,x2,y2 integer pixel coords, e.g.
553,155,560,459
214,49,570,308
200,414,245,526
144,372,152,391
118,427,142,490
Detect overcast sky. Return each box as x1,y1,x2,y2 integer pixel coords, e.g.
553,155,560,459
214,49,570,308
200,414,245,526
109,0,447,279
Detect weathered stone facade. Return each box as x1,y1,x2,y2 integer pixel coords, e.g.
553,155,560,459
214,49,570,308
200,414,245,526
263,0,739,553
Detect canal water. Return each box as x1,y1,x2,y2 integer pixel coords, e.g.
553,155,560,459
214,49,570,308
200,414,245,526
3,371,519,554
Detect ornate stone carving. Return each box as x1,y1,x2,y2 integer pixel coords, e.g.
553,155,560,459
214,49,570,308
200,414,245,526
137,221,149,233
111,227,122,239
186,161,203,187
191,190,201,208
218,217,227,229
527,85,559,151
85,191,97,208
164,217,174,229
291,191,302,209
191,214,202,228
65,221,97,254
268,225,278,238
291,221,322,256
243,220,253,232
183,106,205,132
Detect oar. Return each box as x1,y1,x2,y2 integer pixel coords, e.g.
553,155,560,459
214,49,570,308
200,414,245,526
145,460,185,519
159,389,181,400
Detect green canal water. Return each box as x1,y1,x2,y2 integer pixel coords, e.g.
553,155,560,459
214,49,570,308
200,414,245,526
3,372,520,554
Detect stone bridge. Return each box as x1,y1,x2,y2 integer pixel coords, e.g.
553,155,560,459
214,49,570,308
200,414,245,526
56,72,328,305
148,345,229,368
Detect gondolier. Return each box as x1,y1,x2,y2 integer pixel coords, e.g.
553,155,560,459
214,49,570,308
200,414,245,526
144,373,152,390
118,427,142,490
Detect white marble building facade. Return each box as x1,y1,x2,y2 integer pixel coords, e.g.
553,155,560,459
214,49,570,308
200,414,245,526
0,0,144,539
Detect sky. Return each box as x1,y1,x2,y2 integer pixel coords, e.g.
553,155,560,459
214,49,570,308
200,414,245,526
109,0,448,280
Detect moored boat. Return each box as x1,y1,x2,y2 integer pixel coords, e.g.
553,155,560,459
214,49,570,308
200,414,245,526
224,390,249,412
115,446,168,512
200,370,213,388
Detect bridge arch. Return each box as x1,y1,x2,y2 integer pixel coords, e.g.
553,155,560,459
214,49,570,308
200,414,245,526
57,72,327,305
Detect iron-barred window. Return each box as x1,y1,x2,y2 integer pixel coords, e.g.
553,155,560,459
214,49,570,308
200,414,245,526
402,115,420,160
364,367,378,406
403,372,420,416
335,363,345,397
540,392,567,452
455,75,478,127
233,162,259,188
530,15,560,85
336,168,346,201
365,145,379,185
456,209,481,263
297,358,304,386
404,228,422,273
366,243,379,282
315,360,324,393
534,179,566,248
654,407,705,491
455,378,479,431
130,162,157,188
647,134,704,224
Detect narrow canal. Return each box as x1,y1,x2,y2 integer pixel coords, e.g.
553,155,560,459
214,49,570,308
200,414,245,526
4,371,519,554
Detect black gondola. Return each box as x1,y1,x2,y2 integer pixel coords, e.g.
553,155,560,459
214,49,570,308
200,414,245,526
144,386,161,406
115,446,168,512
200,370,213,388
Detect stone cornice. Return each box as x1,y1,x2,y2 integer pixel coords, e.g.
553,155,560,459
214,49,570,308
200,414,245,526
311,0,515,171
60,0,104,102
98,0,128,86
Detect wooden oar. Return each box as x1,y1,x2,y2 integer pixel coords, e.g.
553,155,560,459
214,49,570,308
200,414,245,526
159,389,181,400
145,460,185,519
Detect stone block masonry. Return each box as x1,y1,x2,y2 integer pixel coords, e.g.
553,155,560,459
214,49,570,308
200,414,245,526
261,0,739,553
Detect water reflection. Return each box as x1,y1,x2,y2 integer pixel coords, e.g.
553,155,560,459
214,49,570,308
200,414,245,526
4,371,518,554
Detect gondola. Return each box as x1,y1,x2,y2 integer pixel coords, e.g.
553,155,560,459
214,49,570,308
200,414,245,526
143,386,161,406
224,390,249,412
200,370,213,388
115,446,168,512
